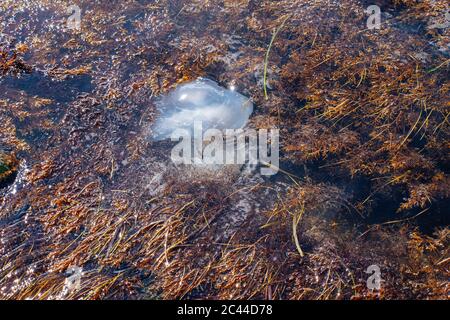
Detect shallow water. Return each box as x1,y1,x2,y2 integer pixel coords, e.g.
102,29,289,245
0,0,448,300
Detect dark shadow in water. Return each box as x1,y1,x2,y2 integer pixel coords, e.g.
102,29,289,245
1,70,93,147
279,157,449,235
0,170,17,190
1,71,93,103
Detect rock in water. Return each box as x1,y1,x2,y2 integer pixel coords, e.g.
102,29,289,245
0,151,18,189
151,78,253,141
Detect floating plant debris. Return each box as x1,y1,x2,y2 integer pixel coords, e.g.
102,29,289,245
151,78,253,141
0,47,32,76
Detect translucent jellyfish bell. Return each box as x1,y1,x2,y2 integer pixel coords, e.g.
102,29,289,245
151,78,253,141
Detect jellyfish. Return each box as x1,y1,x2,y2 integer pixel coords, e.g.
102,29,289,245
151,78,253,141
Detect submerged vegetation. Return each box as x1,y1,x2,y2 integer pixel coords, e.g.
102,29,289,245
0,0,448,299
0,151,18,188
